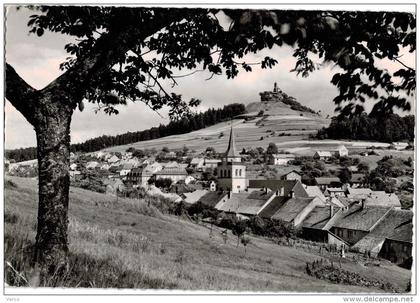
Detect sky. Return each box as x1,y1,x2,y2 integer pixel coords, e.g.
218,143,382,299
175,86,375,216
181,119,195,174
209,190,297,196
4,6,415,149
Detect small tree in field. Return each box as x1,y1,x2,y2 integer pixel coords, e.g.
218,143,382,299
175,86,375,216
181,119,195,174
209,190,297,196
240,236,251,255
232,220,247,248
6,6,415,277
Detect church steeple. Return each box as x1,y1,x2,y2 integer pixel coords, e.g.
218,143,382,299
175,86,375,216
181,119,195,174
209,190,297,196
224,123,241,162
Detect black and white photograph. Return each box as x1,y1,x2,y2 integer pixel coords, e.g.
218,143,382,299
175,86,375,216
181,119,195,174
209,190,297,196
2,2,417,301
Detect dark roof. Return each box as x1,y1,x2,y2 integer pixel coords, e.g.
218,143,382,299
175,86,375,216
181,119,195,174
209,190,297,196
374,209,413,243
302,206,339,230
315,177,341,185
248,179,297,196
271,197,315,223
258,196,289,218
129,167,143,174
332,203,391,231
225,125,240,159
197,191,226,208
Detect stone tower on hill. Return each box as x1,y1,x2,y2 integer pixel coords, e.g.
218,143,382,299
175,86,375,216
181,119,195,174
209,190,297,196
259,82,294,102
217,124,247,193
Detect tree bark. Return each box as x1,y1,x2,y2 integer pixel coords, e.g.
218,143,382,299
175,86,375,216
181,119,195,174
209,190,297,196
34,96,73,277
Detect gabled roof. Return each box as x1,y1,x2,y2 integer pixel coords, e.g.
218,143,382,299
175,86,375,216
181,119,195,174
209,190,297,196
315,151,332,157
302,206,340,230
197,191,227,208
216,191,274,215
315,177,341,185
190,158,205,165
332,204,392,231
248,179,297,196
258,196,289,218
182,190,209,204
303,185,326,202
271,197,316,223
347,187,372,197
365,191,401,208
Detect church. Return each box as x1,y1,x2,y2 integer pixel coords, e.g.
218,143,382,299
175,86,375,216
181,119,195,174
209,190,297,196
216,125,247,193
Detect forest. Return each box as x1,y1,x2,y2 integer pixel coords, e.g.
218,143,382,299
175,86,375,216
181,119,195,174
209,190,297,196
6,103,246,162
316,113,415,143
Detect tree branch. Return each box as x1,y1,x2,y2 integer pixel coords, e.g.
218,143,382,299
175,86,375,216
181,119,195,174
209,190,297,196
5,63,38,126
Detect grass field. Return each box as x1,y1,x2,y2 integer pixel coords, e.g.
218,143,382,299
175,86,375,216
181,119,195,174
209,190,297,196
4,177,411,293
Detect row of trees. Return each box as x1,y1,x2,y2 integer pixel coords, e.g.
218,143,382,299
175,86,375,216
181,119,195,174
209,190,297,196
316,113,415,143
6,103,245,162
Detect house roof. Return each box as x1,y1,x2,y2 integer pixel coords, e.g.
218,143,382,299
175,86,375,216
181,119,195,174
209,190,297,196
271,197,316,223
303,185,326,202
315,177,341,185
182,190,209,204
248,179,297,196
271,153,295,159
365,191,401,208
129,167,143,174
204,159,221,164
190,158,204,165
315,151,332,157
347,187,372,198
169,183,195,194
197,191,226,208
155,168,187,176
332,204,392,231
352,208,413,253
258,196,289,218
302,206,340,230
326,187,345,193
217,191,274,215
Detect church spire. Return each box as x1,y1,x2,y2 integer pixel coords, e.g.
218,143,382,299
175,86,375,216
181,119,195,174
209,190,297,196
225,122,241,161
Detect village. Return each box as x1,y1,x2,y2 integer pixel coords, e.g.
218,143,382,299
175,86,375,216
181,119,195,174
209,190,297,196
5,84,414,272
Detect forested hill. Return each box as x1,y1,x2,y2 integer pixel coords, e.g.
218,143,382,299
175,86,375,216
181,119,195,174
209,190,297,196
6,103,245,162
316,113,415,143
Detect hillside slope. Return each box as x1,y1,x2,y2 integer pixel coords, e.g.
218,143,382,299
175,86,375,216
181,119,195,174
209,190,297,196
5,177,410,292
103,99,329,153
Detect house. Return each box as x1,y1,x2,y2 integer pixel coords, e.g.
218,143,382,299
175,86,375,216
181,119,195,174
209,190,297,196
100,163,111,171
280,170,301,182
365,191,401,208
182,190,209,204
303,185,327,202
349,173,365,187
351,209,412,264
126,167,155,185
261,196,326,226
86,161,99,169
185,175,196,184
315,177,342,191
70,163,78,171
324,187,346,197
155,168,188,183
204,159,221,170
196,191,227,208
268,153,295,165
301,206,348,247
391,142,409,150
215,189,277,216
330,202,393,245
313,151,332,161
120,163,134,177
248,179,308,198
346,187,372,199
378,211,413,267
334,145,348,157
107,155,120,164
189,158,205,171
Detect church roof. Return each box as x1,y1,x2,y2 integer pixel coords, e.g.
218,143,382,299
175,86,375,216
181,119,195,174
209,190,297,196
225,124,240,159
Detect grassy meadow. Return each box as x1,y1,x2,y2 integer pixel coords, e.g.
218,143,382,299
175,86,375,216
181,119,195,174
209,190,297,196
4,177,411,292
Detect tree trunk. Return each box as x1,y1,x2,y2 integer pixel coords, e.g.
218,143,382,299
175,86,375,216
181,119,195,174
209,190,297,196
34,102,73,277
